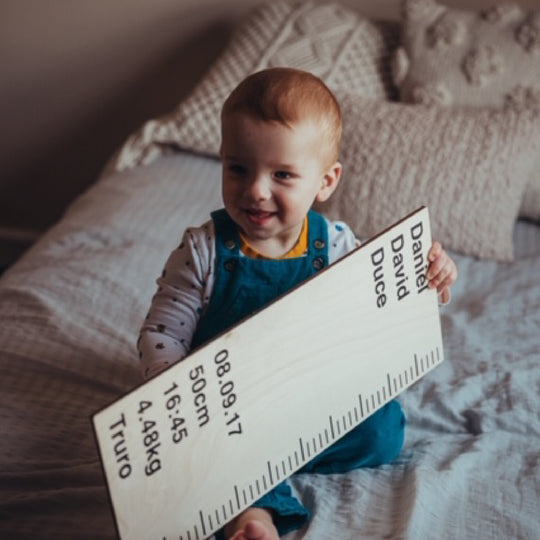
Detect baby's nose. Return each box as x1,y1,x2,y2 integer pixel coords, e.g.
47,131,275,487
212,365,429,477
247,175,272,201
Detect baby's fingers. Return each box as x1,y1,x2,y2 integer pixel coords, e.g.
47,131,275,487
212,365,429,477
428,249,457,290
435,273,454,294
439,287,451,305
427,241,443,263
427,243,446,284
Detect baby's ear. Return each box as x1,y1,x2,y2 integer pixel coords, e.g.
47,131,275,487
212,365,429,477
316,161,342,202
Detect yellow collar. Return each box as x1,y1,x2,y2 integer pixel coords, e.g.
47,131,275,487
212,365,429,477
238,217,308,259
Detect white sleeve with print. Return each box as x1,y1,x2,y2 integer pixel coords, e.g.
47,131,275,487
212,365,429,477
138,221,216,379
327,219,360,263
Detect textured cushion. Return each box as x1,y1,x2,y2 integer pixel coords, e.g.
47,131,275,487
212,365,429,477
392,0,540,221
111,0,399,171
315,93,540,261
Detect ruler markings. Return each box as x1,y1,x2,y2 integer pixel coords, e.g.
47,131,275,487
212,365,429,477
359,395,364,418
267,462,273,485
319,432,324,449
329,416,335,439
274,465,280,482
199,511,206,537
299,438,306,462
234,485,240,510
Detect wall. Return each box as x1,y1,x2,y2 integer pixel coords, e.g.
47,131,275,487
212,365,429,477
1,0,539,259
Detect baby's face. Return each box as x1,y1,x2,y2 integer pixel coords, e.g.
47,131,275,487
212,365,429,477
220,112,339,258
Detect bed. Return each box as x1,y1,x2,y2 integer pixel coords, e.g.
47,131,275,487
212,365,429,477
1,1,539,538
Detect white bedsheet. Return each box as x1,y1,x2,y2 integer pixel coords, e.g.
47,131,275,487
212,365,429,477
0,152,539,539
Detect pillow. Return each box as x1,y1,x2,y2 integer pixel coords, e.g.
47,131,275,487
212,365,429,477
314,92,540,261
111,0,399,172
392,0,540,221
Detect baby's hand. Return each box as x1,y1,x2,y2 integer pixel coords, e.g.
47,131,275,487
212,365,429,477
427,241,457,304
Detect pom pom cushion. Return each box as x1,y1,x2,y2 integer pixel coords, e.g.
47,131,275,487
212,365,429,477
393,0,540,221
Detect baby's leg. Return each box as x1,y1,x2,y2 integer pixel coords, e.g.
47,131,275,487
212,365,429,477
224,507,279,540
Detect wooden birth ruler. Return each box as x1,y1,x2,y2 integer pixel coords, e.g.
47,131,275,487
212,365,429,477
93,206,444,539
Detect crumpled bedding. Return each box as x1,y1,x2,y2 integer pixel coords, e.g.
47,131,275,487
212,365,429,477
0,152,539,539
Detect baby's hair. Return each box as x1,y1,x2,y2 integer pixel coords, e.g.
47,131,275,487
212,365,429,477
221,67,342,165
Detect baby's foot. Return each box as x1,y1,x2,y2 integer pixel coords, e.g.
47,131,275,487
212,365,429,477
225,508,279,540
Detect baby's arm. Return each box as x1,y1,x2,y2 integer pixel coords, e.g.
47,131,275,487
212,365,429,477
427,241,458,304
138,225,213,379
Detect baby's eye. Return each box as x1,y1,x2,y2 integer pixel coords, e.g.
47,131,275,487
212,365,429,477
274,170,293,181
228,164,247,175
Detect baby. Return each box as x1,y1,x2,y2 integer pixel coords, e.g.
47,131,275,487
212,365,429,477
138,67,457,539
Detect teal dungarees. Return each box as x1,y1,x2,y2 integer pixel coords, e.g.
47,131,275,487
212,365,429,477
193,209,405,538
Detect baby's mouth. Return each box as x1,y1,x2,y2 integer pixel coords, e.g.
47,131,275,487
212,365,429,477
245,209,275,225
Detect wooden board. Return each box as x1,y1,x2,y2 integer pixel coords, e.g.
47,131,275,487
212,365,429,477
92,206,443,539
